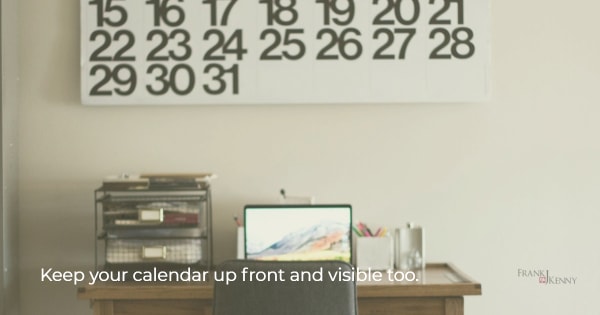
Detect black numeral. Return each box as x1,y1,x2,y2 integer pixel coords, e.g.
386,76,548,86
146,0,185,27
373,0,420,25
203,64,239,95
89,31,112,61
89,0,128,27
316,28,362,60
373,28,415,59
90,30,135,61
429,0,464,25
203,30,248,61
90,65,112,95
146,64,195,95
260,29,306,60
316,0,355,26
259,0,298,26
429,27,474,59
90,64,137,96
147,29,191,61
203,0,238,26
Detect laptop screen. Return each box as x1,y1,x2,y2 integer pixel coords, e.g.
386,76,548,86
244,204,352,263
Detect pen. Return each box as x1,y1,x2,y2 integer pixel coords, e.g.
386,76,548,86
379,227,387,237
356,222,388,237
352,225,364,237
374,227,382,237
233,216,242,227
357,222,372,237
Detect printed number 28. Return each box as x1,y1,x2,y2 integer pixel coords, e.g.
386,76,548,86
429,27,474,59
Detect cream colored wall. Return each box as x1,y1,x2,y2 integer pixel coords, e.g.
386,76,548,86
2,0,20,314
17,0,600,314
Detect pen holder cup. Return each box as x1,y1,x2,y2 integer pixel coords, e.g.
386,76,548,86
394,226,424,271
356,237,394,270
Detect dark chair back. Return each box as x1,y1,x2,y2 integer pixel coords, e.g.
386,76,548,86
213,260,358,315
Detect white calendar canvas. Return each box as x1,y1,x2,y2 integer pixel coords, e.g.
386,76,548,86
80,0,490,105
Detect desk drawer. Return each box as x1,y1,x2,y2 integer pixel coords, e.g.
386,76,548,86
106,238,204,264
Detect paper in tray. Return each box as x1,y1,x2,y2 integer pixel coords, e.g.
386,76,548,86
141,173,217,189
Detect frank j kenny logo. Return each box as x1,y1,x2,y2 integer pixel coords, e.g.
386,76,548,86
517,269,577,285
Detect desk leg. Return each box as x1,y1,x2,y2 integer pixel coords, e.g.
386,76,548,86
444,297,464,315
93,301,114,315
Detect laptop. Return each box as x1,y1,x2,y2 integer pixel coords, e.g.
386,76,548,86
243,204,352,263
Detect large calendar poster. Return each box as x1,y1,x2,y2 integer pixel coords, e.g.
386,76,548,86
80,0,490,105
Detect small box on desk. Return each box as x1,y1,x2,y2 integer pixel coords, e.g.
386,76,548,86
356,237,394,270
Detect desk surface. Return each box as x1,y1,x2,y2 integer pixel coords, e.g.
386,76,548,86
78,263,481,300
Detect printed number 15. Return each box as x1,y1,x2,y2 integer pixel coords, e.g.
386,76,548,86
89,0,127,27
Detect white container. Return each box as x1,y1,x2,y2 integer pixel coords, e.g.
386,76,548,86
356,237,394,270
394,223,424,271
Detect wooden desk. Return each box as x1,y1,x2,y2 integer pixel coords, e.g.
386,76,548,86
78,263,481,315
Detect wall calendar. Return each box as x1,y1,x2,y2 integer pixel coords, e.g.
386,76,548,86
80,0,490,105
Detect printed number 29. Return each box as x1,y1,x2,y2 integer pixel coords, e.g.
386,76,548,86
89,64,137,96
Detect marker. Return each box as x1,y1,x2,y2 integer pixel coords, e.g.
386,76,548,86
379,227,388,237
352,225,364,237
357,222,372,237
374,227,382,237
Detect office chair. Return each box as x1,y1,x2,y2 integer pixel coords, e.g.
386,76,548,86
213,260,358,315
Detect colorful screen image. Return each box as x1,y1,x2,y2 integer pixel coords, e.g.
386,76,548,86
244,205,352,263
